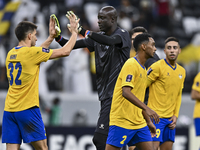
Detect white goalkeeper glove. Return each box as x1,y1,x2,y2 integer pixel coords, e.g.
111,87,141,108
66,11,82,33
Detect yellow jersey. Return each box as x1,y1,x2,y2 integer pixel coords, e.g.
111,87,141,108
192,72,200,118
110,57,147,129
147,59,186,118
5,46,53,112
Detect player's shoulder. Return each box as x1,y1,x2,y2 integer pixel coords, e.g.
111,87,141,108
176,63,186,73
125,57,135,64
150,59,163,67
115,27,129,35
195,72,200,80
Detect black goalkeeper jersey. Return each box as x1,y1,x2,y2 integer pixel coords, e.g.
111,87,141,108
84,27,131,101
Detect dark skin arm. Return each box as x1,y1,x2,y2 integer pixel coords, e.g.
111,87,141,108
142,110,156,137
191,89,200,100
122,86,160,124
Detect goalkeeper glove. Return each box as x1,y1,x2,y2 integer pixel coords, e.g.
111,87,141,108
50,14,61,38
66,11,83,33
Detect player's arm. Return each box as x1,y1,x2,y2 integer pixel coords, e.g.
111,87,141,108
86,31,122,46
168,89,182,129
49,12,79,59
174,89,182,118
122,86,160,123
146,63,160,87
78,27,122,46
191,89,200,100
55,35,86,49
40,17,57,48
55,28,122,47
191,73,200,101
69,11,123,46
142,110,156,137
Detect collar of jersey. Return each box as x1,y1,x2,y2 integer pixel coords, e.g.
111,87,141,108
15,46,24,49
164,59,177,70
134,57,145,70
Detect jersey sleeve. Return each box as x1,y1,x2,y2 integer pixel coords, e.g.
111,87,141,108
121,59,135,88
115,28,131,49
30,47,53,64
192,72,200,92
147,62,160,87
83,37,94,52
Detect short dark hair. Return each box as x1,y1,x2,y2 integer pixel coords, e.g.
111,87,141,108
165,37,179,44
130,26,148,37
101,6,118,21
133,33,152,52
15,21,37,41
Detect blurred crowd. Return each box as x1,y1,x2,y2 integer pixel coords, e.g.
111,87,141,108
1,0,200,94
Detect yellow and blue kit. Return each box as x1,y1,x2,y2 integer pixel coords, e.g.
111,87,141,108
147,59,186,143
192,72,200,136
107,57,152,147
2,46,53,144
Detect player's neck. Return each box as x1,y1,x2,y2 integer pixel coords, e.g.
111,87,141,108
135,54,146,66
18,40,31,47
105,25,117,35
165,58,176,66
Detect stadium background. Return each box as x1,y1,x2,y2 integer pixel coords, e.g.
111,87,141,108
0,0,200,149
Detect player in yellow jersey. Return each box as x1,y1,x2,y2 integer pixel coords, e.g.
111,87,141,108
146,37,186,150
105,33,160,150
2,12,79,150
191,72,200,150
129,26,160,150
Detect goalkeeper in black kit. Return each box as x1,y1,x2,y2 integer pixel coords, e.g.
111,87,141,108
51,6,131,150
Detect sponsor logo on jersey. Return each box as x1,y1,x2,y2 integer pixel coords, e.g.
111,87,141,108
196,82,199,86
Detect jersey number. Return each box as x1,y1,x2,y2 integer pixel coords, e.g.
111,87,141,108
156,129,161,138
120,135,127,144
8,62,22,85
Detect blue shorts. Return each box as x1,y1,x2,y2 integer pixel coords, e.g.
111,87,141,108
106,125,152,147
153,118,175,143
194,118,200,136
2,106,46,144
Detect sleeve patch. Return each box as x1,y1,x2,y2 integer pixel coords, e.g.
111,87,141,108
196,82,199,87
42,48,50,53
147,68,153,75
126,75,132,82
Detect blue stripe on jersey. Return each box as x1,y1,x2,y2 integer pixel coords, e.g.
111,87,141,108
164,59,177,70
134,57,145,70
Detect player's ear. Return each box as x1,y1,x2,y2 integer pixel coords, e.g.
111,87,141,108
179,48,181,54
164,48,166,54
27,33,32,40
141,43,146,51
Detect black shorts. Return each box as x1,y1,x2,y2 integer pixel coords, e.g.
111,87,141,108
95,97,112,135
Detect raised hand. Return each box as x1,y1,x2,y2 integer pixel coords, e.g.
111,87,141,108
49,16,57,38
66,11,80,34
50,14,61,37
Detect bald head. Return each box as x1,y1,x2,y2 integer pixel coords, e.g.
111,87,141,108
99,6,117,21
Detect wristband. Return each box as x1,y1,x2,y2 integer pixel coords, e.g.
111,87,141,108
85,30,90,38
56,35,63,42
